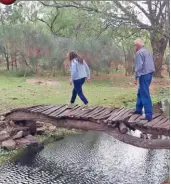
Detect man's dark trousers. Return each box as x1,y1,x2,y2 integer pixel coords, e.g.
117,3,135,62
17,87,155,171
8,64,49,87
135,73,153,120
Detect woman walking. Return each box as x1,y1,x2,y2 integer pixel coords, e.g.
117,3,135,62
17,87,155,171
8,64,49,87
68,51,90,105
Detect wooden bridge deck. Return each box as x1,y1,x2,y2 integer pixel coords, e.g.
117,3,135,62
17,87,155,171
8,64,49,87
4,104,170,149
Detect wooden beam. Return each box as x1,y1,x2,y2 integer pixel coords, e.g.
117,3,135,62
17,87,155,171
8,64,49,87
5,111,170,150
106,129,170,150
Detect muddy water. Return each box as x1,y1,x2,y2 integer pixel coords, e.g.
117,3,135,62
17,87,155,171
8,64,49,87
0,131,169,184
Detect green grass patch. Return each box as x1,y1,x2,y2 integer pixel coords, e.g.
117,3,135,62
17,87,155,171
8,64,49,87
0,69,168,113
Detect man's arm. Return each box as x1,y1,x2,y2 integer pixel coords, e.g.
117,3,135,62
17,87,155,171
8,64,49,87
134,53,144,80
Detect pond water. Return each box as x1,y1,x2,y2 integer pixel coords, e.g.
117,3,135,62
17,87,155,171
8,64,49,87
0,100,169,184
0,131,169,184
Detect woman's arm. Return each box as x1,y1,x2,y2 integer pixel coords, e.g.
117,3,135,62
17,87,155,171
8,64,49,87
70,60,77,81
84,60,90,80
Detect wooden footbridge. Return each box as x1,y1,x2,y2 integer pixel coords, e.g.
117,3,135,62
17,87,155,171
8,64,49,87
4,104,170,149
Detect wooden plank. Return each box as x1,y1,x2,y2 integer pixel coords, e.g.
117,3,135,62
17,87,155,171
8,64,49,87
72,105,93,117
90,107,107,118
152,117,169,128
42,105,63,115
107,108,124,121
136,113,162,126
164,123,170,130
31,105,53,113
98,112,113,120
67,104,78,109
157,120,170,129
116,109,134,122
93,108,114,120
60,105,79,117
112,109,130,121
81,106,101,118
69,106,88,117
53,105,69,118
27,104,45,110
128,114,141,123
142,115,163,128
76,106,101,120
69,105,81,113
49,105,68,117
75,107,96,118
163,120,170,127
58,109,71,118
87,106,102,116
29,105,47,112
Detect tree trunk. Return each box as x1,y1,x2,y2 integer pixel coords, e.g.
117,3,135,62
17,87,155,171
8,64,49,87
4,52,9,71
14,54,18,69
150,32,168,77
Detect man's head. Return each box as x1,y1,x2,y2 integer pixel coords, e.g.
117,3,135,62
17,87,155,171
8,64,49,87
134,39,144,52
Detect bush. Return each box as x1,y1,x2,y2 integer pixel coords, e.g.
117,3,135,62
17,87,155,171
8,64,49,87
10,67,34,77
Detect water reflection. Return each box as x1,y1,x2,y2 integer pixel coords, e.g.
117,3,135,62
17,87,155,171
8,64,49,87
0,132,169,184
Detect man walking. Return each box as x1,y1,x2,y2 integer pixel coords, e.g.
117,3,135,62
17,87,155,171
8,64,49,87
134,39,155,121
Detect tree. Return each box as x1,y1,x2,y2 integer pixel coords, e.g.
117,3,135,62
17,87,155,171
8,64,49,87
113,0,169,77
39,0,169,77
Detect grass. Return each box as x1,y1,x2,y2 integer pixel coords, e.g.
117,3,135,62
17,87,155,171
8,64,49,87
0,70,136,114
0,69,169,114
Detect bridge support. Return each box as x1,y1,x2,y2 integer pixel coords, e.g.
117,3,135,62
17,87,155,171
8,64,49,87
5,111,170,150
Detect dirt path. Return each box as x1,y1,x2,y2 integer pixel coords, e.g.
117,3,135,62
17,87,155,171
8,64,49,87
27,78,61,87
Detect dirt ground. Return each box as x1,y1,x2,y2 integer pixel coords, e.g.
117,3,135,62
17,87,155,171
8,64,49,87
27,78,61,87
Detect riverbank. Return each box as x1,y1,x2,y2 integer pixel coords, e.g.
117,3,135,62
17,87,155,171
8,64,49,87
0,115,78,165
162,177,170,184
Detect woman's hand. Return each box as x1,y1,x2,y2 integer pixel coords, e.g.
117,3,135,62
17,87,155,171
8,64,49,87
87,79,91,84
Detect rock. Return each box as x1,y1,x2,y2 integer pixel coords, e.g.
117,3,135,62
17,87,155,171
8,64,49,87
36,121,44,127
0,121,6,127
25,120,36,135
0,130,10,141
48,125,56,132
2,139,16,150
25,135,38,143
16,138,31,146
45,123,53,128
22,130,30,137
9,120,16,127
13,131,23,139
36,127,46,134
0,116,5,121
140,133,148,139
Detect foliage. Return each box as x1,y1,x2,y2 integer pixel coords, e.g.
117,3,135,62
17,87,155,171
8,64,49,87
0,1,170,77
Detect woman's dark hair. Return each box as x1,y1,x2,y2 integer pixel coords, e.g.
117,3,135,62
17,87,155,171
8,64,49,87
68,51,83,64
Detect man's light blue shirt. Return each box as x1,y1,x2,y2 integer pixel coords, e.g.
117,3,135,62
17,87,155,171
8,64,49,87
135,46,155,80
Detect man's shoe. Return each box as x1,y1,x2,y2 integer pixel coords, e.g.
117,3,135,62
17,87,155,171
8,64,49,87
139,117,152,122
132,110,142,115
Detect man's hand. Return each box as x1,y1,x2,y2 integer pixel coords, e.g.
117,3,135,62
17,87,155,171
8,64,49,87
134,80,137,85
69,81,72,85
87,79,91,84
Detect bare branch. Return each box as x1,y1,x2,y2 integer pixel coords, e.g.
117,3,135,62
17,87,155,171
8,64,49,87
39,1,99,12
37,9,66,37
114,1,151,29
132,2,150,21
156,1,166,22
